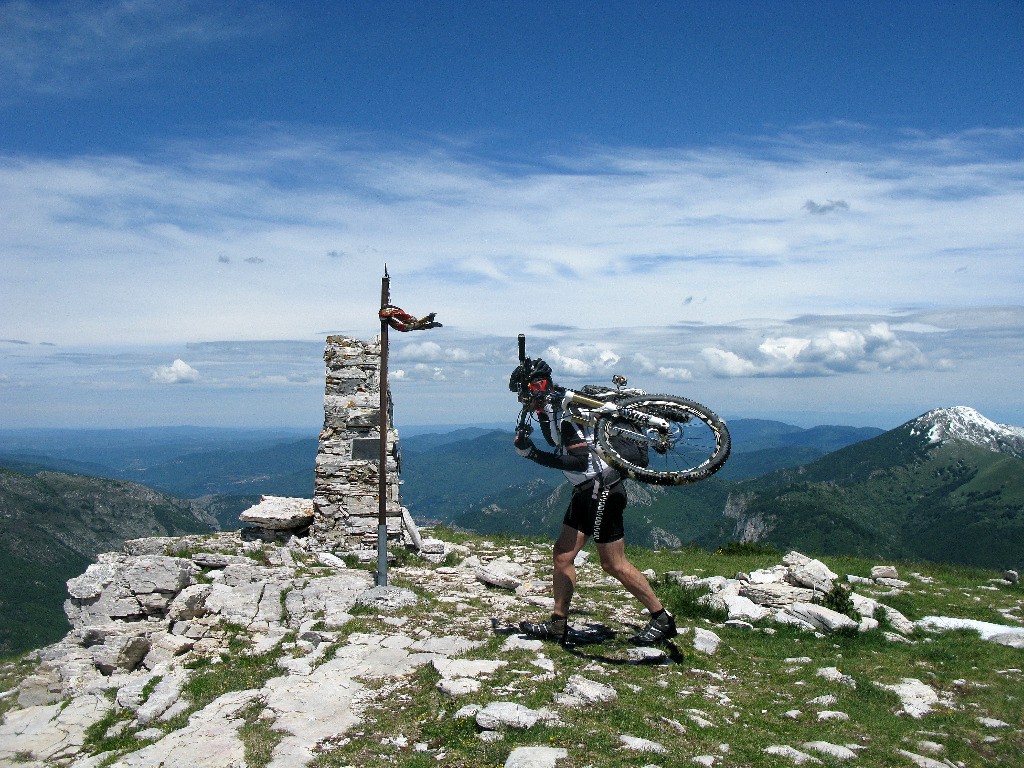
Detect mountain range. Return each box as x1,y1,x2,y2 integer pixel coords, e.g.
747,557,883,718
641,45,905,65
0,470,213,655
1,408,1021,656
440,408,1024,573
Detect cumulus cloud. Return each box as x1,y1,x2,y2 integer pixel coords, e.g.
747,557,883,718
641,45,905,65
544,345,621,378
657,366,693,381
702,323,929,378
152,358,199,384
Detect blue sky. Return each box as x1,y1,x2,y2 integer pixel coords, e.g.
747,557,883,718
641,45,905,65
1,1,1023,431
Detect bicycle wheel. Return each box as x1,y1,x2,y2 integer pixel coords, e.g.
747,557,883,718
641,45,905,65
594,395,731,486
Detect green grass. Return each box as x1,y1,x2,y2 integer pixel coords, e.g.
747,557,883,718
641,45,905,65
6,529,1023,768
307,531,1024,768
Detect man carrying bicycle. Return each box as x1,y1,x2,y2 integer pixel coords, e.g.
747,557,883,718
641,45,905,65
509,360,678,646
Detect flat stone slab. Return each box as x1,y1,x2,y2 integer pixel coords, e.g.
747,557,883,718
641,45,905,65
874,678,943,718
240,496,314,530
505,745,569,768
0,694,109,765
918,615,1024,641
476,702,544,730
105,689,259,767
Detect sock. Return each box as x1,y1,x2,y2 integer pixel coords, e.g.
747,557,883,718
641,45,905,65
651,609,668,622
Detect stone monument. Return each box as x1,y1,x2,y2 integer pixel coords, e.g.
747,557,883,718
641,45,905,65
310,335,404,551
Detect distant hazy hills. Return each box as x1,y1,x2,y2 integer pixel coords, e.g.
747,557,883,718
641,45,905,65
0,469,212,655
0,427,315,530
395,417,884,532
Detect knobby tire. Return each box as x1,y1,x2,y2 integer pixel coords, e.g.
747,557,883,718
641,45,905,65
594,395,731,486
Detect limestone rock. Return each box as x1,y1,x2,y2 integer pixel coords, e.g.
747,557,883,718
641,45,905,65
475,558,528,590
871,565,900,580
619,734,668,753
123,556,193,595
554,674,617,707
764,745,823,764
784,604,858,634
505,746,569,768
740,582,814,608
240,496,314,530
875,678,942,718
722,594,770,623
692,628,721,655
168,583,212,621
476,702,544,730
284,571,374,628
788,558,837,593
880,605,915,635
355,586,418,611
990,632,1024,649
91,633,151,675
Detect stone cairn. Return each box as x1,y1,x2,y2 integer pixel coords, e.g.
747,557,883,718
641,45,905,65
309,335,407,553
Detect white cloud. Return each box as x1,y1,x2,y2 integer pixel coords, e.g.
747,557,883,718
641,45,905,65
545,346,591,377
657,366,693,381
632,353,657,372
152,358,199,384
702,323,930,378
1,127,1022,347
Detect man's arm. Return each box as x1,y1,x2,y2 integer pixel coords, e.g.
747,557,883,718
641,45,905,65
514,428,589,472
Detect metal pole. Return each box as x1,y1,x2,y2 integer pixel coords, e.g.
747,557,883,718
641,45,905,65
377,267,390,587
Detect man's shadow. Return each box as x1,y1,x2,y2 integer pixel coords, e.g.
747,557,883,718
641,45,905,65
491,618,684,665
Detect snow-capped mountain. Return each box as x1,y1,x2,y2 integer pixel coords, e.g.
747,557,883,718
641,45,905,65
909,406,1024,459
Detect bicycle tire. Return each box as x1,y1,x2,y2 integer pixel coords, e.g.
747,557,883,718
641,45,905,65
594,395,731,486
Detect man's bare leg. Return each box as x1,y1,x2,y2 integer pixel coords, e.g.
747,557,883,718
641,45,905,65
552,525,588,617
595,538,664,614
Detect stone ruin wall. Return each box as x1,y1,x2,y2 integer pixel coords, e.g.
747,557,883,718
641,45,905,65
310,335,404,551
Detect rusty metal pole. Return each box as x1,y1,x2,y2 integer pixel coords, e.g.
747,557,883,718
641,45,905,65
377,267,390,587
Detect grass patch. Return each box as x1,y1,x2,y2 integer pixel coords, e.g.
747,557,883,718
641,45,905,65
237,699,286,768
170,624,287,727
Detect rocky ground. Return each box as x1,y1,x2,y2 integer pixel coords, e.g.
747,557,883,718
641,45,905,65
0,527,1022,768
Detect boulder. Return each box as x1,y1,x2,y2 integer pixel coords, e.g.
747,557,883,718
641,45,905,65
875,678,941,718
740,582,814,608
880,605,915,635
475,558,528,590
123,556,193,595
722,594,771,623
239,496,314,530
871,565,900,580
554,675,617,707
91,633,150,675
850,593,878,618
788,559,837,593
168,583,213,621
476,702,544,730
505,746,569,768
784,604,859,633
692,627,721,655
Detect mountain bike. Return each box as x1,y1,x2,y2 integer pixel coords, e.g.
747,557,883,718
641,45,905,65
510,334,730,486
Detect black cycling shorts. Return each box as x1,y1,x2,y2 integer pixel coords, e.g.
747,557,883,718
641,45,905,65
563,481,626,544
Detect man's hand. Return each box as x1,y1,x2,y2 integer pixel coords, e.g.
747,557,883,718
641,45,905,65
513,433,536,458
